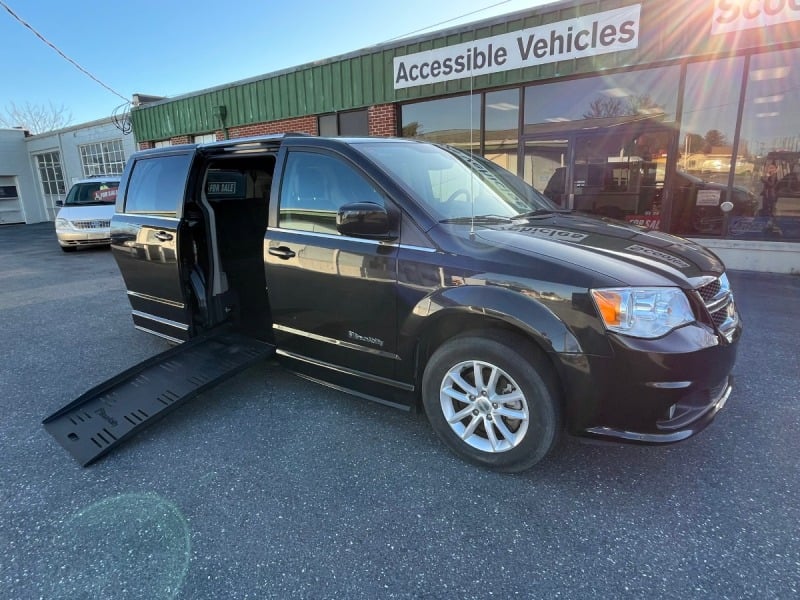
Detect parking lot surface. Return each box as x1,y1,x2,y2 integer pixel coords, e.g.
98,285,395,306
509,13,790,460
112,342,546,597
1,222,799,599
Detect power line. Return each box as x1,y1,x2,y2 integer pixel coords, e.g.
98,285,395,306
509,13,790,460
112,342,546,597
382,0,513,43
0,0,128,102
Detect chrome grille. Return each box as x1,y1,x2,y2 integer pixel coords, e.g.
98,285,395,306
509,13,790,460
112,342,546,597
71,219,111,230
697,279,721,303
695,275,737,340
711,308,729,328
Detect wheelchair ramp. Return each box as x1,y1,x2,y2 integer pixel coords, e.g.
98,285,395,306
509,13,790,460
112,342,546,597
43,330,274,466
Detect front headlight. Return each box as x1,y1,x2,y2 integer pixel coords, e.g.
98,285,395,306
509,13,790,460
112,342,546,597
590,287,695,339
55,218,74,232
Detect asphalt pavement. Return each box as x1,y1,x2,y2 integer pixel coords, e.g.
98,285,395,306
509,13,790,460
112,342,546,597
1,222,799,599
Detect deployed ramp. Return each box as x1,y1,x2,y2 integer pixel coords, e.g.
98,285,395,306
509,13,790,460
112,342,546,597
43,329,274,466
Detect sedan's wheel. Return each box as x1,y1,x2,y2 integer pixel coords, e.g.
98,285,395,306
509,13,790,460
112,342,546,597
422,334,560,472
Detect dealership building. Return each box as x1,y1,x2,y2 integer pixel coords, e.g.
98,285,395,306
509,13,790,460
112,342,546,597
7,0,800,272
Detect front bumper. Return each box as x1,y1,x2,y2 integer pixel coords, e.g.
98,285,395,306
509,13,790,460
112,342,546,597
57,230,111,247
558,319,741,445
584,375,732,443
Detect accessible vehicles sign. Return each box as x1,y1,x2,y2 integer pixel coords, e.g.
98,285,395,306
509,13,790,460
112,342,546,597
393,5,641,89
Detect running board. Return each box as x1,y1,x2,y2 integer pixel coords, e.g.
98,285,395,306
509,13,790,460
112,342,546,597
42,329,275,466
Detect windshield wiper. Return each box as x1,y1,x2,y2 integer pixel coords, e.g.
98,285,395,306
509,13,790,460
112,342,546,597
438,215,514,224
516,208,573,219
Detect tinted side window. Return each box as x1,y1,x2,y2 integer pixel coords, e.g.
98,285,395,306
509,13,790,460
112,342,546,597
124,154,192,215
278,151,384,234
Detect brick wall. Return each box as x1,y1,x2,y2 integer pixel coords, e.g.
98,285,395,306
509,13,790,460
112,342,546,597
228,115,318,138
137,105,399,150
368,104,398,137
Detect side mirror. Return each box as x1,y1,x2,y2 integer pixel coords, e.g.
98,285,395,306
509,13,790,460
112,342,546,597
336,202,395,239
55,200,64,207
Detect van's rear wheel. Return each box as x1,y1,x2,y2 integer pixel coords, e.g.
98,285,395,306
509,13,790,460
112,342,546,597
422,334,560,472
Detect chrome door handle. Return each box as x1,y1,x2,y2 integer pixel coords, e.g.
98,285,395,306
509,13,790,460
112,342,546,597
268,246,296,259
154,231,173,241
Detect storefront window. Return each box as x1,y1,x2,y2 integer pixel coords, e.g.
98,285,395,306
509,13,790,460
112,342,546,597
484,89,519,174
735,49,800,240
523,66,680,133
669,57,748,236
572,127,672,224
318,110,369,136
401,95,480,152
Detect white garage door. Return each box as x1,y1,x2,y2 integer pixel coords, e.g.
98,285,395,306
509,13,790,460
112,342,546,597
0,177,25,224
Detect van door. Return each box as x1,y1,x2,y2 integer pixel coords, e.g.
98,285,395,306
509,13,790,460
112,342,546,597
111,149,196,342
264,145,399,387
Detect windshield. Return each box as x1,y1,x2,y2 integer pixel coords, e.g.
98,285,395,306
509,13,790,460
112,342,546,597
64,181,119,206
356,141,556,221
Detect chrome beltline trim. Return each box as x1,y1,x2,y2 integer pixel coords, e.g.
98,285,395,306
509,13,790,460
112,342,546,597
131,310,190,331
273,323,400,360
133,325,184,344
125,214,181,222
275,348,414,392
127,290,185,309
266,227,437,253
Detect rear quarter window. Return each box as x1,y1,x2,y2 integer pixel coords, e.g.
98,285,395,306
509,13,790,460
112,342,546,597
124,154,192,215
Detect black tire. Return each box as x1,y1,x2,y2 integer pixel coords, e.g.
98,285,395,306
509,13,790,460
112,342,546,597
422,333,560,473
60,245,77,253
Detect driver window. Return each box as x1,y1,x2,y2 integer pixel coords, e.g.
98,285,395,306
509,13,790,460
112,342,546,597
279,151,385,234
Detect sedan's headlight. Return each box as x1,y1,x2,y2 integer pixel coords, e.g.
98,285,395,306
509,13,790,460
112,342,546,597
591,287,695,338
55,218,74,232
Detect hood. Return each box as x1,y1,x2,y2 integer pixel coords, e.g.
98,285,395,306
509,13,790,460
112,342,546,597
56,204,116,221
470,212,725,286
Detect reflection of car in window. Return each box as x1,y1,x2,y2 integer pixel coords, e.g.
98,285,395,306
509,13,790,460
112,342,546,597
671,171,757,235
700,157,754,176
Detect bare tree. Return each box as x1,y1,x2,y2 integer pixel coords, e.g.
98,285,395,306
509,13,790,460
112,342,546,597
583,97,627,119
627,94,663,116
0,101,72,134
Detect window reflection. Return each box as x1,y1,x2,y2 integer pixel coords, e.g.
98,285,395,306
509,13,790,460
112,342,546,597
572,126,672,222
678,58,744,184
395,51,800,240
668,57,756,236
737,49,800,239
523,66,679,131
401,95,480,152
484,89,519,174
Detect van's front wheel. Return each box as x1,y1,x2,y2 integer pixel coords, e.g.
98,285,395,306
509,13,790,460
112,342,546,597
422,334,560,472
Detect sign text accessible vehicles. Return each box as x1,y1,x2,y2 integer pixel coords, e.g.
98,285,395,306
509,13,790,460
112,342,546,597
393,5,641,89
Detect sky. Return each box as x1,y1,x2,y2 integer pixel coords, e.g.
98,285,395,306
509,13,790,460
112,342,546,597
0,0,554,128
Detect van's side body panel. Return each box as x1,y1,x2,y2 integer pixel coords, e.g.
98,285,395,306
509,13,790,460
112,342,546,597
111,147,197,342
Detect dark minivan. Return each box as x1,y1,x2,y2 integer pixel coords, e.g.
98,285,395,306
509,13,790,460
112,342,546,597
52,134,741,471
